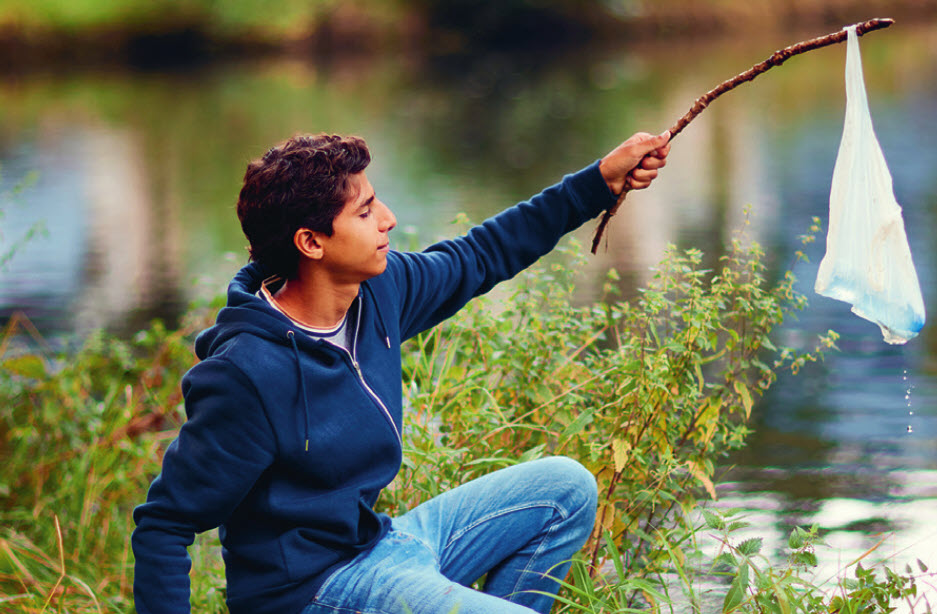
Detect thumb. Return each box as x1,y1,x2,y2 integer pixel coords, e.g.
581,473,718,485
637,130,671,156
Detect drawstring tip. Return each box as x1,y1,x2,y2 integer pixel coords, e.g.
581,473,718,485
385,336,390,349
304,439,309,452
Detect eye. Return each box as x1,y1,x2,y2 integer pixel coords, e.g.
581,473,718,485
359,208,372,219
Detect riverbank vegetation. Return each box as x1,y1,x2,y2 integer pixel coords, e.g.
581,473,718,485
2,218,933,611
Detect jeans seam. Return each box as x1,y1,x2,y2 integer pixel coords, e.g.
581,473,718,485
444,500,568,550
509,521,560,599
311,571,344,608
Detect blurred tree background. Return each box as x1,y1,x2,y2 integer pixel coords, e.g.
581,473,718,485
0,0,933,69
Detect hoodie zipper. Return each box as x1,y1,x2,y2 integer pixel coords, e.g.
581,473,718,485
336,297,402,444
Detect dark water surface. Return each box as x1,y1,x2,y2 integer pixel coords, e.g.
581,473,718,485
2,21,936,603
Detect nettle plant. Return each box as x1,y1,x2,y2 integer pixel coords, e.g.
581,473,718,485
379,225,839,608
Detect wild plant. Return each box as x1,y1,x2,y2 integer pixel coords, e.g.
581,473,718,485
0,304,224,612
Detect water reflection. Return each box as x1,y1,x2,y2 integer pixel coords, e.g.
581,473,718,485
1,20,936,592
0,123,187,336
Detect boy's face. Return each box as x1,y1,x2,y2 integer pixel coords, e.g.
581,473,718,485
315,172,397,283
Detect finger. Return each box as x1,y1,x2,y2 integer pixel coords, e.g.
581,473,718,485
627,177,651,190
640,155,667,170
627,169,658,190
631,167,659,183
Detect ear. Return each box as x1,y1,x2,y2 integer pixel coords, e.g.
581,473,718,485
293,228,326,261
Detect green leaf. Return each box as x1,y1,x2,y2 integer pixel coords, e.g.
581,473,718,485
1,354,47,379
703,509,725,531
723,562,749,612
713,552,738,569
737,537,763,557
733,380,753,419
517,444,546,463
603,530,626,581
793,551,818,568
560,408,594,438
788,528,804,550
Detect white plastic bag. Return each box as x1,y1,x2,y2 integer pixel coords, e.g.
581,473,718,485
815,25,925,344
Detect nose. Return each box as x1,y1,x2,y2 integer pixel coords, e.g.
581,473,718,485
377,200,396,233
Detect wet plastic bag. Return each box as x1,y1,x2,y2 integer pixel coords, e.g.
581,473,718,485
815,26,925,344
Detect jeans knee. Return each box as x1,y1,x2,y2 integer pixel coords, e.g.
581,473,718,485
539,456,598,523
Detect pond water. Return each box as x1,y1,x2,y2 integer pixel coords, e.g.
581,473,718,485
2,20,936,605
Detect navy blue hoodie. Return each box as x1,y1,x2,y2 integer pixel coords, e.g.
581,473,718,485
131,162,615,614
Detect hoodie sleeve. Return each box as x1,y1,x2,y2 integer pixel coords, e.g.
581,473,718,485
132,357,276,614
387,161,615,340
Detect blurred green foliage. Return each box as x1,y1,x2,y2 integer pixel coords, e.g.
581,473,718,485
0,0,341,35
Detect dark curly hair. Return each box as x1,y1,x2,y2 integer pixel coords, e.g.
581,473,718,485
236,133,371,279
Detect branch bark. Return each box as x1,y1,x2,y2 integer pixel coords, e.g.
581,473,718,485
591,17,895,254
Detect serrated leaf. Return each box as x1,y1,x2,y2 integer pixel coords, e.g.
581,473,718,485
737,537,763,556
713,552,738,569
703,509,725,531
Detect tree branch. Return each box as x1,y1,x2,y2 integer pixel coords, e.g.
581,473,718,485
591,17,895,254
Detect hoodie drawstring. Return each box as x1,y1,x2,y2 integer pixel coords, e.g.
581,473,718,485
287,330,311,452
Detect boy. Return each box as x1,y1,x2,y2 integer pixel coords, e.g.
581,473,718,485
132,130,670,614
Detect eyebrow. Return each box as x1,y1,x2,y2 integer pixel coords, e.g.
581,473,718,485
354,193,375,212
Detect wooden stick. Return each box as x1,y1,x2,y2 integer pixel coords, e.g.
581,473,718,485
590,17,895,254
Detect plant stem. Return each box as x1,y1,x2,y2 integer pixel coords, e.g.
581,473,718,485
591,17,895,254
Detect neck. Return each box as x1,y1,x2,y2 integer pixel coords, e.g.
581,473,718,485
272,276,358,329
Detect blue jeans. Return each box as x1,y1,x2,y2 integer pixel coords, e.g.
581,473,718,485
301,456,598,614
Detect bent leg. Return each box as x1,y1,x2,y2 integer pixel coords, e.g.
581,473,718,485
304,529,538,614
394,456,598,613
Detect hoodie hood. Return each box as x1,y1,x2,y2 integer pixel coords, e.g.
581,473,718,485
195,261,290,360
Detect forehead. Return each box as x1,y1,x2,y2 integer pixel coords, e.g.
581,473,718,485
342,172,373,210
